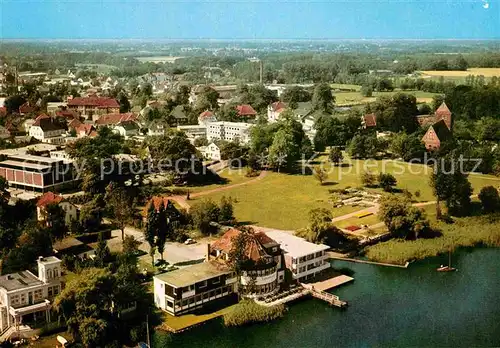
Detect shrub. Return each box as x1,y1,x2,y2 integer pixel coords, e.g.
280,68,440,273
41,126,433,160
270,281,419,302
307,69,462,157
224,300,286,327
478,186,500,213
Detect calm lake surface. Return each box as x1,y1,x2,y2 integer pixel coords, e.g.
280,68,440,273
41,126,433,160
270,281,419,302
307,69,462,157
158,248,500,347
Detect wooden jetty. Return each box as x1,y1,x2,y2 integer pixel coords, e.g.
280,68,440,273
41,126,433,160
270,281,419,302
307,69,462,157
309,288,348,308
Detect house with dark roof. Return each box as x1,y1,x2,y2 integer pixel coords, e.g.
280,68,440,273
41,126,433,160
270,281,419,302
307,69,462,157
422,119,452,150
169,105,189,125
416,102,452,130
28,116,66,144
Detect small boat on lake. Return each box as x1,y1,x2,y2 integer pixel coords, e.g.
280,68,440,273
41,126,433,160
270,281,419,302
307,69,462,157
437,249,457,272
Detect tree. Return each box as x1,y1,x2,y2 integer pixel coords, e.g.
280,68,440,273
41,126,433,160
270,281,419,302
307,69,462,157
378,195,432,239
430,158,473,216
219,196,235,223
378,173,397,192
80,195,105,233
295,208,348,248
389,132,426,162
329,147,343,165
361,171,377,187
106,184,135,240
312,83,335,113
281,86,311,108
347,134,379,159
43,203,67,241
94,232,112,267
360,85,373,97
313,166,328,185
4,95,26,114
123,235,141,255
118,92,131,113
144,203,158,265
478,186,500,213
371,93,419,133
156,201,168,261
268,128,298,172
190,199,220,235
195,86,219,111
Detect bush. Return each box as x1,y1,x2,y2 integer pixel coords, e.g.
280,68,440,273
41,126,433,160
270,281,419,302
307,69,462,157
223,300,286,327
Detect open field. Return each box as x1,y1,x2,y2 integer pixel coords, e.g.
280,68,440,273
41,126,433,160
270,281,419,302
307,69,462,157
330,83,362,91
135,56,184,63
191,158,500,230
365,213,500,264
334,90,439,106
420,68,500,78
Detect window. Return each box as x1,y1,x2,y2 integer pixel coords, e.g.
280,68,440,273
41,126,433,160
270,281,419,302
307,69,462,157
54,286,59,295
167,301,173,308
212,277,220,285
199,280,207,288
48,287,53,297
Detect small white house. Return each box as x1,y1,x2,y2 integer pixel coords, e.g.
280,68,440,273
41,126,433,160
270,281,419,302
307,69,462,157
198,110,217,126
267,101,287,123
36,192,78,226
112,121,140,139
199,142,221,161
29,116,65,142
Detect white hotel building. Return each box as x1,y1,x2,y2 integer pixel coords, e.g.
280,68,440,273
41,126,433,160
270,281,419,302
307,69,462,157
265,230,330,282
0,257,62,334
207,121,252,144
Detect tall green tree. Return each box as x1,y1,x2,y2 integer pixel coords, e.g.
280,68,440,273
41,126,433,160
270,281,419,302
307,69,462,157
312,83,335,113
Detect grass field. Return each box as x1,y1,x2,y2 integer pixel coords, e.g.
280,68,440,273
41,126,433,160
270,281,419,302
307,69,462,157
420,68,500,78
334,90,439,106
193,158,500,230
365,212,500,264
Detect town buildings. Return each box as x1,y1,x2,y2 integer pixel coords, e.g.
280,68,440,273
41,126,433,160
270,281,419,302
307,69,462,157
211,229,286,297
153,260,237,316
67,96,120,121
0,154,77,192
198,110,217,126
267,101,287,123
0,257,62,333
264,230,330,282
421,102,453,150
36,191,79,225
207,121,252,143
198,142,221,161
28,116,66,144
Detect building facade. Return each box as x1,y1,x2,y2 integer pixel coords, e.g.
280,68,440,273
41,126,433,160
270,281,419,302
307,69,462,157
207,122,252,144
0,154,77,192
265,230,330,282
153,260,237,316
36,191,79,226
67,96,120,121
0,257,62,333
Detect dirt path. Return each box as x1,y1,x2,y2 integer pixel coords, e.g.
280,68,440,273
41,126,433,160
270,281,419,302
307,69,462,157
171,170,268,210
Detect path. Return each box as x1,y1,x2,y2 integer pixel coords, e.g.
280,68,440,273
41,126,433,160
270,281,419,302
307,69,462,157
171,170,268,210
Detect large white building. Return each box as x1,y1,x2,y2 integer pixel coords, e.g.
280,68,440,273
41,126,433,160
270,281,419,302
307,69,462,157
0,257,62,334
265,230,330,282
207,122,252,144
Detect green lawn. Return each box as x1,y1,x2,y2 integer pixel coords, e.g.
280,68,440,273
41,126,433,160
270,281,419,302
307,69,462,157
334,89,439,106
336,214,380,229
194,158,500,230
365,213,500,264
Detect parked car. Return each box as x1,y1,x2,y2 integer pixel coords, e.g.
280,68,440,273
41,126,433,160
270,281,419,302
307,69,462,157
184,238,197,245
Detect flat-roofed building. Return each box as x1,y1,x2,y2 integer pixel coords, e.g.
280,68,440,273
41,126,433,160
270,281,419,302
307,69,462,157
0,257,62,333
153,260,237,316
0,154,77,192
207,121,252,144
264,230,330,282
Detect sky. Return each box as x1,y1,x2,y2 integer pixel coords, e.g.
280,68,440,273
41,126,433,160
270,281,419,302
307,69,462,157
1,0,499,39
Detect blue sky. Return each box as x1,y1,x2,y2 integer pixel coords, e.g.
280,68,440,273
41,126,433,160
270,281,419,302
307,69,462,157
1,0,499,39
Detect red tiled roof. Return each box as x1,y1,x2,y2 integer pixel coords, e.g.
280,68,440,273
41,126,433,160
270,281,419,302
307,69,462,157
95,112,137,126
236,104,257,116
76,124,96,136
435,102,451,116
68,119,83,130
19,102,35,114
37,192,64,207
34,114,50,126
363,113,377,127
144,196,172,215
345,225,361,232
270,101,287,112
56,109,78,119
67,97,119,108
211,228,277,262
416,114,435,127
199,110,214,118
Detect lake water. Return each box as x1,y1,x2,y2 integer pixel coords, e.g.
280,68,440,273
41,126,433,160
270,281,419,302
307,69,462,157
157,248,500,347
